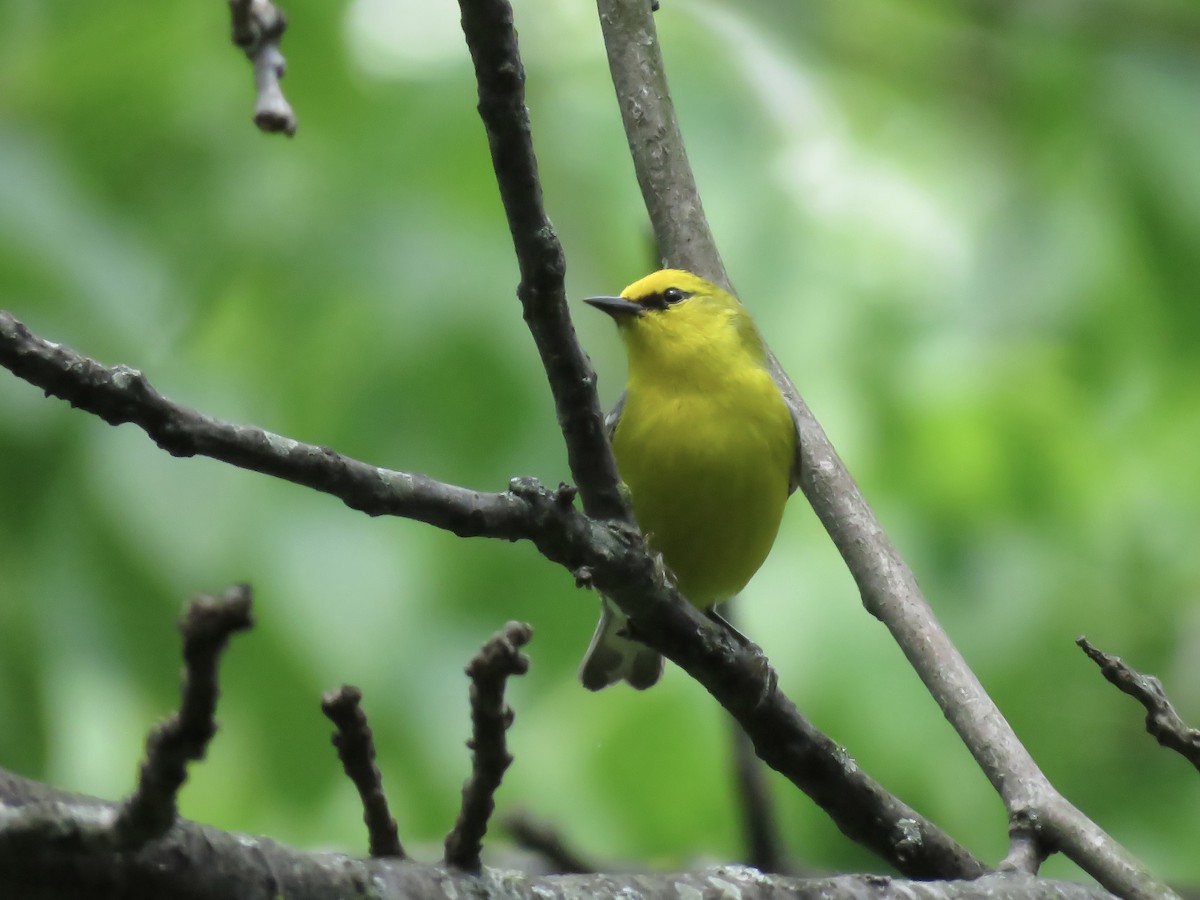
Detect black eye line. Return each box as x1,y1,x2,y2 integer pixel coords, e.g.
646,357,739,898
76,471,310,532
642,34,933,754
643,288,692,310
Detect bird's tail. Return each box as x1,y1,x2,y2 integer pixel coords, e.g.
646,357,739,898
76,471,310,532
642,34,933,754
579,598,663,691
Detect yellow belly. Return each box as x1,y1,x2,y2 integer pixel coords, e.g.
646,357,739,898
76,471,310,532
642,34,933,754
611,371,794,608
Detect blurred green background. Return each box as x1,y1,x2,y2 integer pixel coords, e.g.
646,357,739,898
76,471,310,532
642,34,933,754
2,0,1198,886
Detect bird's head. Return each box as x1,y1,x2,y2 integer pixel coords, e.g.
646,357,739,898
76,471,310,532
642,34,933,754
585,269,765,380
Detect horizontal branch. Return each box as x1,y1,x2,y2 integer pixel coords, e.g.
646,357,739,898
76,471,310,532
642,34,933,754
0,311,532,539
0,771,1109,900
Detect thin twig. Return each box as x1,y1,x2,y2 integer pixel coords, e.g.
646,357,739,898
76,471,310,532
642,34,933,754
112,586,253,849
1078,637,1200,773
502,810,595,875
443,622,532,872
228,0,297,135
321,685,405,858
730,719,788,874
593,1,1174,896
723,602,789,875
456,0,628,523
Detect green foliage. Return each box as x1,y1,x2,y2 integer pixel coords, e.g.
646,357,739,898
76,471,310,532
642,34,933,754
2,0,1198,884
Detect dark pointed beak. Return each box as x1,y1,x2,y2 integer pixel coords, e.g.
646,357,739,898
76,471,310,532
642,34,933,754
584,295,642,318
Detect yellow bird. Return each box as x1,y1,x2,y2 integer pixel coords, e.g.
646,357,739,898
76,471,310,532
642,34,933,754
580,269,799,690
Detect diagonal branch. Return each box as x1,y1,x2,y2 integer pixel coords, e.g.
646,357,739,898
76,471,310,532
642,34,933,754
502,811,596,875
456,0,627,523
1078,637,1200,773
593,1,1173,897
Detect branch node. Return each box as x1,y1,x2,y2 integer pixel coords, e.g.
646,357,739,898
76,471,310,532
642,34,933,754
1000,808,1048,874
321,685,406,859
553,482,578,507
508,476,546,501
443,621,533,872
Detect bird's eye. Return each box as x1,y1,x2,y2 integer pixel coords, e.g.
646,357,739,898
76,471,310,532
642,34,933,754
662,287,689,305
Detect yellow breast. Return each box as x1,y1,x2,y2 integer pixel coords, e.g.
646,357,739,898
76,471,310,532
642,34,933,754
612,363,794,608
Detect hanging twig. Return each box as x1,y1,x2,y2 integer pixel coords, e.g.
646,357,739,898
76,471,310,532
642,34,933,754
228,0,297,135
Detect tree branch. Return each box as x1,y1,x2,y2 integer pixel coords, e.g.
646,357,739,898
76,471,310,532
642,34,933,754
456,0,627,523
597,0,727,283
228,0,297,135
502,811,596,875
113,586,253,849
1078,637,1200,773
593,1,1174,896
444,621,532,872
0,771,1113,900
730,717,789,874
0,310,533,539
321,686,405,859
0,309,985,878
451,0,990,878
0,587,252,858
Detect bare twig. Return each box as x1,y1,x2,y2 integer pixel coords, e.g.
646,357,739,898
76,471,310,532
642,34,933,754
999,821,1046,875
593,1,1174,896
730,719,788,874
1078,637,1200,773
502,810,596,875
228,0,297,135
112,586,253,849
456,0,628,523
444,622,532,872
0,311,534,539
723,603,789,875
321,685,405,859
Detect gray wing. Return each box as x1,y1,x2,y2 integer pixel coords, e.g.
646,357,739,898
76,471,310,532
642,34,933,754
604,390,626,442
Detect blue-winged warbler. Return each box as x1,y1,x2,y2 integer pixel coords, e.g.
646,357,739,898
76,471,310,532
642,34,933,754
580,269,799,690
